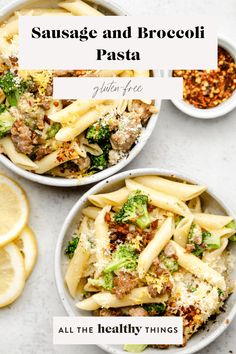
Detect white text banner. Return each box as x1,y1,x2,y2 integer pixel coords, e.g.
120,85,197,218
19,16,217,70
53,316,183,345
52,77,183,99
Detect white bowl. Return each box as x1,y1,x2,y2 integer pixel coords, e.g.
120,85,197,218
55,167,236,354
168,37,236,119
0,0,161,187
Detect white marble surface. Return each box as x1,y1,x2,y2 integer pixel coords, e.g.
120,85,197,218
0,0,236,353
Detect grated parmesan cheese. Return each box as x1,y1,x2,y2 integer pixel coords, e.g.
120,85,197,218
18,70,53,95
0,34,19,62
172,270,220,321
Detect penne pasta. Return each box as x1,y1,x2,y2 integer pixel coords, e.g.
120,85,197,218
117,100,128,115
134,176,207,201
174,215,194,247
133,70,150,77
119,70,134,77
77,287,168,310
82,206,101,220
49,99,106,124
94,206,111,277
0,19,18,39
45,100,63,116
96,70,125,77
202,238,229,265
65,218,91,298
88,187,129,208
209,228,236,239
76,296,100,311
76,277,88,295
138,217,175,278
80,137,103,156
14,8,72,17
126,178,191,216
55,104,115,141
26,8,72,16
193,213,233,231
188,197,202,213
0,136,38,170
58,0,104,16
84,280,101,292
169,240,226,290
34,143,81,174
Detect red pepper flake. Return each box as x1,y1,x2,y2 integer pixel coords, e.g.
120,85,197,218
136,227,143,234
148,204,156,212
173,46,236,109
151,219,158,229
105,212,111,223
116,224,129,235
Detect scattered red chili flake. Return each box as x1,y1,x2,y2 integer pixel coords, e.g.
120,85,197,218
105,212,111,223
56,142,77,162
148,204,156,212
173,46,236,109
151,219,158,229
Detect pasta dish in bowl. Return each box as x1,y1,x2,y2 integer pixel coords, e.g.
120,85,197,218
55,168,236,354
0,0,159,186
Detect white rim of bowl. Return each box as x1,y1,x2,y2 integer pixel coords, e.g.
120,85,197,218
0,0,161,187
54,167,236,354
169,36,236,119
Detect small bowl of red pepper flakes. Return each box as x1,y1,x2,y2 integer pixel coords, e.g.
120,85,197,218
171,37,236,119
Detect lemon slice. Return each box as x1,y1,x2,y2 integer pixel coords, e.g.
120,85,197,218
0,242,25,308
15,226,37,278
0,174,29,247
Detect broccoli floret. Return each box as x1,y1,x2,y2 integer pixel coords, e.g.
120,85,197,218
217,288,224,298
0,103,6,113
229,234,236,242
162,257,179,273
64,236,79,259
203,231,221,249
90,153,108,171
192,244,205,257
114,193,151,229
143,303,166,315
124,345,148,353
102,141,112,155
86,121,110,144
226,220,236,229
188,229,220,256
159,252,179,273
226,220,236,241
104,244,138,273
89,272,114,290
188,225,213,257
46,122,61,139
0,72,27,106
0,111,15,138
90,142,111,171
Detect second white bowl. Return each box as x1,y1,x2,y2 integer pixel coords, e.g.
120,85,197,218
55,167,236,354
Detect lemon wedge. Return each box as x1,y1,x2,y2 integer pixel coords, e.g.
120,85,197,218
0,174,29,247
0,242,25,308
15,226,37,279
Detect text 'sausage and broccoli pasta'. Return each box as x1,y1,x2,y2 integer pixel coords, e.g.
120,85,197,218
64,175,236,351
0,1,157,179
